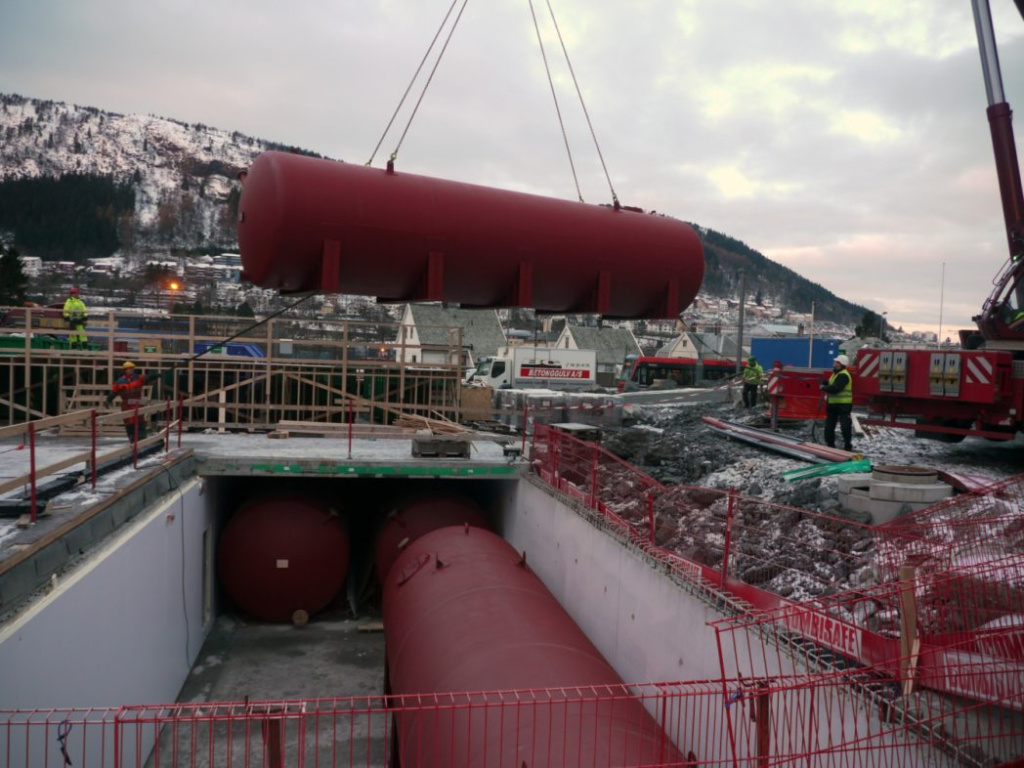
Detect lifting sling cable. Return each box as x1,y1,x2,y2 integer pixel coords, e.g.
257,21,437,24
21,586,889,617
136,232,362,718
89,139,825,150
528,0,583,202
544,0,619,208
366,0,462,167
388,0,472,167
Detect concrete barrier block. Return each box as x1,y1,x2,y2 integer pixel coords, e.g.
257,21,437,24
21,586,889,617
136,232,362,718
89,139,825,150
869,482,953,503
0,563,40,611
33,542,69,580
837,474,873,493
869,497,931,525
842,491,874,516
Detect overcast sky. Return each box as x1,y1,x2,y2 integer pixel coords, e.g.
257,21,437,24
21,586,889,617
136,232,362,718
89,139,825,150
2,1,1023,335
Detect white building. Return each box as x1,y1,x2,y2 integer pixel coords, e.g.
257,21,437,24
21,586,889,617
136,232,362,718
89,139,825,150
18,255,42,277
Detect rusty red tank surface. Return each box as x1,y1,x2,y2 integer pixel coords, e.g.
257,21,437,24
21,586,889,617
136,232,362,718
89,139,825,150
217,496,349,622
374,492,489,583
237,151,704,319
383,525,684,766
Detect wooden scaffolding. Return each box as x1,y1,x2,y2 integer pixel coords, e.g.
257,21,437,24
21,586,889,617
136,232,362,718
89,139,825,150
0,309,466,430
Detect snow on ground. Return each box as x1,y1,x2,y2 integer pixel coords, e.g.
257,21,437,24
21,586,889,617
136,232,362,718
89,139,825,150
597,398,1024,632
607,399,1023,504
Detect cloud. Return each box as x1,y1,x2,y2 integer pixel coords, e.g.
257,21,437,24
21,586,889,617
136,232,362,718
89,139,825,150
1,0,1022,335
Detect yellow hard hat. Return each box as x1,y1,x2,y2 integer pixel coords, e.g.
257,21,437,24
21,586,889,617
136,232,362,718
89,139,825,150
122,361,136,369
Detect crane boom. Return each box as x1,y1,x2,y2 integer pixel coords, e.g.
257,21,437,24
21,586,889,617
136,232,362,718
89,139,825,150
971,0,1024,342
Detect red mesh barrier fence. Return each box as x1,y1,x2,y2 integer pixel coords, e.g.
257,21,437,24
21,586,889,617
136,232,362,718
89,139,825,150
4,677,1021,768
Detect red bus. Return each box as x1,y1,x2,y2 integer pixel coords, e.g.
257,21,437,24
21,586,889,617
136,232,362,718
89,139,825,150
616,356,743,391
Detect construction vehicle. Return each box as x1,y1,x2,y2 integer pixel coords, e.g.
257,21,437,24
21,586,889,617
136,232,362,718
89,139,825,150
466,346,597,390
854,0,1024,442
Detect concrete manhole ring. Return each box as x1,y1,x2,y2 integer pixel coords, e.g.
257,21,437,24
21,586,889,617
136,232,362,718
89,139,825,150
873,465,935,477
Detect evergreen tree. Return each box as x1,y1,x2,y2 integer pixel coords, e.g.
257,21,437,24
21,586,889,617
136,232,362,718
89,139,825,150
0,245,28,305
855,310,886,339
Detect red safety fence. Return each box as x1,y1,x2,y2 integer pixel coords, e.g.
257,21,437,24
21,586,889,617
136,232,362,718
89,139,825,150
532,423,876,601
873,473,1024,575
712,557,1023,677
4,676,1021,768
530,424,1024,711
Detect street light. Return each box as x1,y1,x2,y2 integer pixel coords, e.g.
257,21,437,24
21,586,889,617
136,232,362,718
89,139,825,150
167,281,181,315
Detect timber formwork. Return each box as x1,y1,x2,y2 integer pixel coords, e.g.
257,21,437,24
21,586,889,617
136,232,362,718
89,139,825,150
0,309,465,429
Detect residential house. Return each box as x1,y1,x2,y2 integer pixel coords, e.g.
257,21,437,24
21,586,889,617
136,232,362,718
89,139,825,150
555,325,641,386
396,304,507,369
656,331,746,362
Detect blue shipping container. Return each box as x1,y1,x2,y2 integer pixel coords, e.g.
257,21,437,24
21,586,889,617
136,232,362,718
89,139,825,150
750,338,841,370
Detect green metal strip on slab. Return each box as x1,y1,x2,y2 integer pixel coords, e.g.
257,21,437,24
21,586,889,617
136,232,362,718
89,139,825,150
245,463,520,477
781,459,872,483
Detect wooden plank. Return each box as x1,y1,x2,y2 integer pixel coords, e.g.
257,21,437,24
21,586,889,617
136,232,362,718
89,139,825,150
0,429,171,496
0,394,48,420
96,399,171,425
898,565,919,696
0,409,94,440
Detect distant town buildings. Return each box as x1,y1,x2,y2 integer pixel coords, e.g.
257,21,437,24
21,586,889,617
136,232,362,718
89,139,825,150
17,255,41,277
12,250,946,363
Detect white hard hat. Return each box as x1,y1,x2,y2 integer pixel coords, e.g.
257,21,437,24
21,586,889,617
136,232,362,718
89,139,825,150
835,355,850,366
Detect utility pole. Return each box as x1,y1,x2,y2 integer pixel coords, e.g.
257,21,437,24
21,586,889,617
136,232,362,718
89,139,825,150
938,262,946,345
808,301,815,367
735,270,746,375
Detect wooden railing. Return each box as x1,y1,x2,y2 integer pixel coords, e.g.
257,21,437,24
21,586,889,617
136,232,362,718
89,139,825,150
0,402,182,522
0,308,466,428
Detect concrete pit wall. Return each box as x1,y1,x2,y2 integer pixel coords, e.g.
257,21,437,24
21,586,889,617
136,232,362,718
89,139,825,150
501,477,728,683
0,478,214,710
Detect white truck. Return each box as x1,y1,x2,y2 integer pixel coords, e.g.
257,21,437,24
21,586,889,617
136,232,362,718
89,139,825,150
466,347,597,389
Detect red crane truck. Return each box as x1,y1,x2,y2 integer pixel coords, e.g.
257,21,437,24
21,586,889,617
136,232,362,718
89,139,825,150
855,0,1024,442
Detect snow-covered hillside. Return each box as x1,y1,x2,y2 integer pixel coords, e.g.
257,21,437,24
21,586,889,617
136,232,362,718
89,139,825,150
0,94,316,250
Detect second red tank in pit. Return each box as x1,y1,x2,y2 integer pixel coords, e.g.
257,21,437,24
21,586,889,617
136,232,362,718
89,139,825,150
374,492,490,583
382,525,685,766
237,151,704,319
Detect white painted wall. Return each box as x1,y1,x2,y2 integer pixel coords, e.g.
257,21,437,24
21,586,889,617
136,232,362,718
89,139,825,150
0,479,214,710
502,479,727,684
501,480,922,764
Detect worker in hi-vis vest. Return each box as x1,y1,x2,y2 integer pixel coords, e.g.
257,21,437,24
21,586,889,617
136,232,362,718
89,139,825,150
106,361,159,442
820,354,853,452
62,287,88,350
741,356,764,408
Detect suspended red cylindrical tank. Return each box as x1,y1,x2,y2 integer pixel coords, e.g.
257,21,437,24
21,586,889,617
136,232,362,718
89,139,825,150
218,496,349,622
237,151,704,319
383,525,685,767
374,492,489,583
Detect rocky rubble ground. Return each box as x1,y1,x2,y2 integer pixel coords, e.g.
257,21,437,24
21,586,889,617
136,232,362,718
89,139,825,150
596,397,1024,630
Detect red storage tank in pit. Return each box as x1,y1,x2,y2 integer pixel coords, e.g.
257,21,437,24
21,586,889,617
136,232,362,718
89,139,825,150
237,151,704,319
218,496,349,623
374,492,489,583
383,525,685,767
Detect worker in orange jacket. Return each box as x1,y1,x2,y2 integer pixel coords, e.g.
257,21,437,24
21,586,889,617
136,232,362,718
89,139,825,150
106,361,159,442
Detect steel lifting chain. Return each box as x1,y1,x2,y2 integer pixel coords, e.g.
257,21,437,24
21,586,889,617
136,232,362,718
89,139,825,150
367,0,471,170
531,0,620,207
